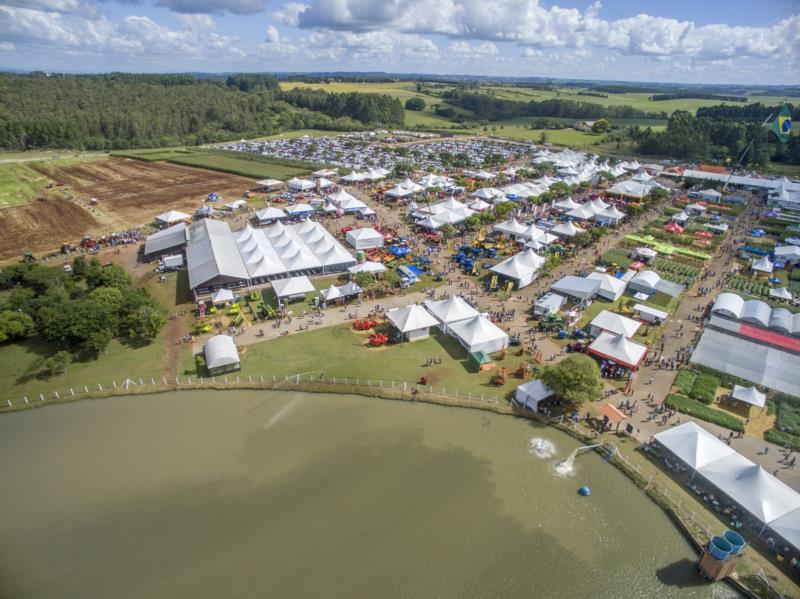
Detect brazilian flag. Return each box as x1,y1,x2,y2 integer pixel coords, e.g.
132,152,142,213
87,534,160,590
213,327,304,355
771,103,793,143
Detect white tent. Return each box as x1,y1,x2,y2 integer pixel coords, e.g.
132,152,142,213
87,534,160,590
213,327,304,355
210,288,234,305
255,178,283,190
317,177,336,189
467,198,492,212
320,284,343,302
417,215,443,230
449,316,509,355
494,217,527,237
489,249,545,289
752,256,774,273
769,287,794,301
154,210,191,226
385,185,415,199
586,332,647,369
285,204,315,216
586,272,626,301
425,296,479,331
272,275,314,299
346,228,385,250
386,305,440,341
553,197,581,211
472,187,504,201
566,204,596,221
594,205,626,225
653,421,736,470
348,261,387,275
144,222,188,256
287,177,315,192
698,456,800,524
731,385,766,408
203,335,240,374
589,310,641,338
551,221,585,238
327,188,358,205
515,380,555,412
769,508,800,552
341,171,367,183
255,206,287,224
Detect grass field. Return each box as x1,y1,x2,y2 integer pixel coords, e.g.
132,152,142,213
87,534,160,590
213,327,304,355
185,323,521,399
0,163,51,209
113,148,316,180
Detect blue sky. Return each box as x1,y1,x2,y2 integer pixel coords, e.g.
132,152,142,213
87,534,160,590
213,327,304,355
1,0,799,84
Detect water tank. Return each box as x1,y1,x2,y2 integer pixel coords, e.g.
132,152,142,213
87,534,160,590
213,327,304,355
708,536,732,561
724,530,746,556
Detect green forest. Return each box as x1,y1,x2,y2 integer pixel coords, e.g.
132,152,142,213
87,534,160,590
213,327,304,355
0,73,404,150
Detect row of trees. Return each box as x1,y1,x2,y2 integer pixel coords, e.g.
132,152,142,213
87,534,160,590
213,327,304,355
441,90,664,121
630,110,800,166
0,73,404,150
0,258,166,360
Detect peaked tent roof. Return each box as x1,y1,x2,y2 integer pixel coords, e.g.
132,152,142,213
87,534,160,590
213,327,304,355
551,221,585,237
587,331,647,369
448,315,509,346
155,210,191,224
203,335,239,370
272,275,315,298
731,385,767,408
589,310,641,338
752,255,774,273
425,295,479,325
256,206,287,221
348,261,387,274
387,304,440,332
494,217,527,236
653,421,736,470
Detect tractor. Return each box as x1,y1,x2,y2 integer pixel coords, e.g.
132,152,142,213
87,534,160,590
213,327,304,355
368,333,389,346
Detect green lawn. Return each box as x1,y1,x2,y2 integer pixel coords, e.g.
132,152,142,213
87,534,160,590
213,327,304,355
0,162,51,209
0,336,168,406
165,153,309,180
186,323,521,399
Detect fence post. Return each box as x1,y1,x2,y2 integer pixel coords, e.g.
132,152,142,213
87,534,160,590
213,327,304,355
187,376,191,385
70,389,74,396
237,376,240,383
113,381,117,389
175,377,179,385
273,375,276,383
54,391,59,399
98,384,103,391
139,378,143,385
163,376,167,385
380,379,382,387
25,397,29,405
224,376,228,384
6,400,10,408
85,385,89,393
212,376,216,384
368,379,371,387
200,376,204,384
151,378,155,385
260,375,263,383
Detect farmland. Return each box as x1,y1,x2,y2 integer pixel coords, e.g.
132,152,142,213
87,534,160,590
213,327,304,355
112,148,321,180
0,157,256,262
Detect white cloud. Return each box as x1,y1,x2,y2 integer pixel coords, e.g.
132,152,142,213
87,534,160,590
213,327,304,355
272,2,307,27
0,41,15,50
265,24,280,43
282,0,800,63
174,13,215,29
448,40,498,59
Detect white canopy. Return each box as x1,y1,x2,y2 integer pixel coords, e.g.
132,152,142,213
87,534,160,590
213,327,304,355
769,287,794,300
385,185,415,199
494,217,527,237
255,206,287,222
287,177,315,191
587,332,647,369
210,288,234,305
752,256,774,273
769,508,800,552
515,380,555,411
203,335,240,371
321,284,343,301
551,221,585,237
587,272,626,301
327,188,358,204
154,210,191,225
317,177,335,189
731,385,766,408
553,197,581,211
448,315,509,355
346,227,384,249
387,304,439,333
285,203,315,215
654,421,736,470
489,249,545,289
472,187,504,200
348,261,387,274
566,204,597,220
468,198,492,211
589,310,641,338
255,178,283,189
425,295,479,326
272,275,314,298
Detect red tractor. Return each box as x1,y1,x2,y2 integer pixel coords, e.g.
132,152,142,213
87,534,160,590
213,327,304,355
353,319,378,330
368,333,389,346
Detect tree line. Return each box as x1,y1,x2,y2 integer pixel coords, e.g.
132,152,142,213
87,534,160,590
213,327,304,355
440,89,665,121
0,259,166,366
650,93,747,102
0,73,404,151
630,110,800,166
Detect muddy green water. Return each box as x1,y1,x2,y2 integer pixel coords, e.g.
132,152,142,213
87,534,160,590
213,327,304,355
0,391,729,598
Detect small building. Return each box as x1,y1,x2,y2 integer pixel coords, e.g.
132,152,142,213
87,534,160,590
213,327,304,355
346,228,385,250
203,335,240,375
586,272,626,302
698,189,722,202
633,304,668,324
589,310,641,338
386,305,440,342
751,256,774,274
160,254,184,271
515,379,555,412
534,292,566,316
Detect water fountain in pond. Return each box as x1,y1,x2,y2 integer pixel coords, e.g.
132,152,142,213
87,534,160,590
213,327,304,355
554,448,579,476
528,438,556,458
